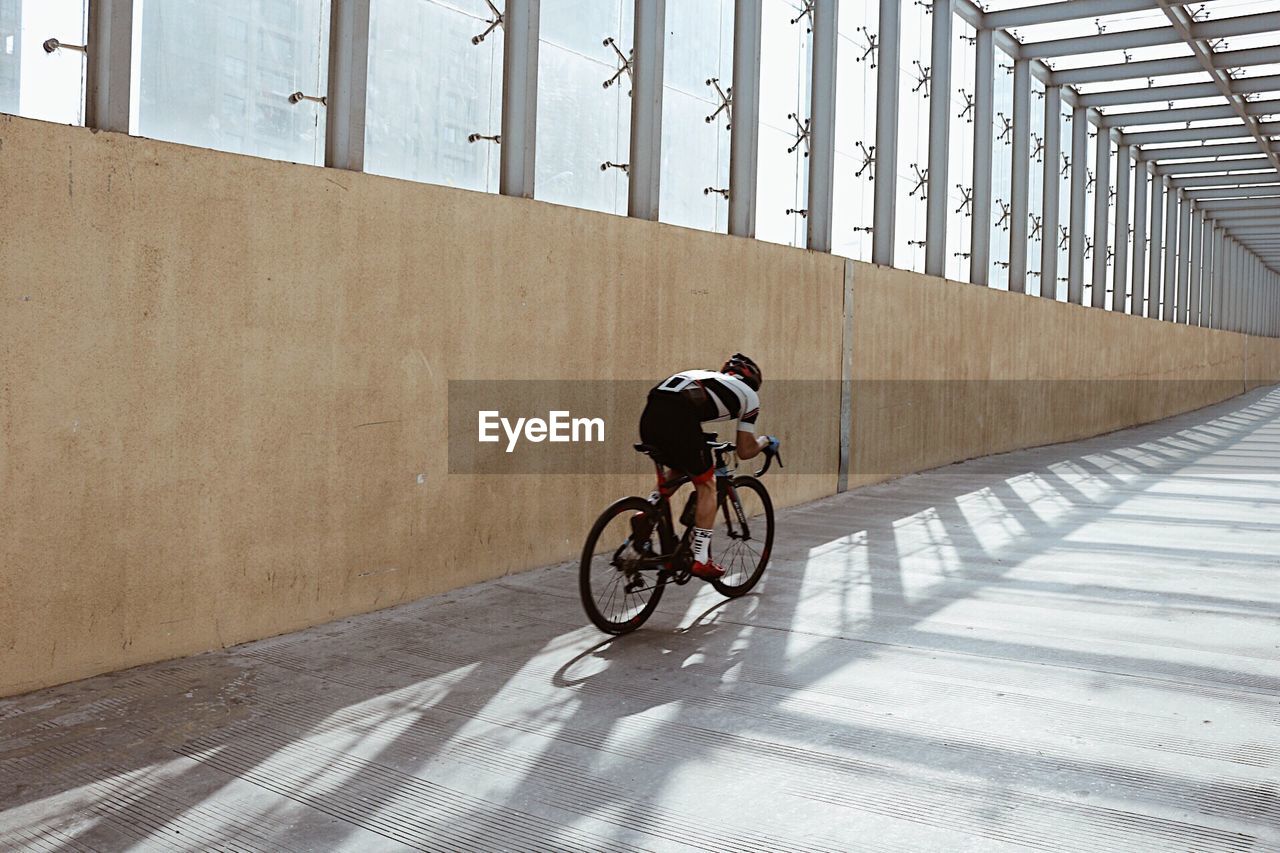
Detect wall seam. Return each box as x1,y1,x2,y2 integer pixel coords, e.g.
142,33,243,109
837,258,856,493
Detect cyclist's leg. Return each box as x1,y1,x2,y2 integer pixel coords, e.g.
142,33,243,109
692,469,717,529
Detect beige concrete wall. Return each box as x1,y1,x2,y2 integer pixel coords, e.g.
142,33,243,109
1,115,1276,696
848,263,1258,487
0,116,841,696
1245,335,1280,390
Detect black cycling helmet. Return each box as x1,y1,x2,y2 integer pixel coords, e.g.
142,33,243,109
722,352,762,391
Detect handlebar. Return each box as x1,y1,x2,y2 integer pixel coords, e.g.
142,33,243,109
707,438,783,477
755,444,783,477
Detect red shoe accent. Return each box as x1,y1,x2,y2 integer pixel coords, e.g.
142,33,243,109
690,560,725,581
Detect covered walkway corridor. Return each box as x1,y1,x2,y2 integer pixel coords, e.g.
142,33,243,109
4,387,1278,851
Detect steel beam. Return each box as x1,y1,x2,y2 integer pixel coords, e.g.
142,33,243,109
970,28,995,286
1092,130,1111,308
1199,198,1280,211
1210,227,1224,328
1205,212,1280,223
1229,225,1280,234
984,0,1164,30
1102,100,1280,129
1154,158,1272,176
1188,210,1203,326
1041,86,1062,299
1153,2,1280,181
1228,239,1239,332
1146,165,1164,319
1170,173,1280,189
728,0,763,237
1050,45,1280,87
1077,73,1280,108
1010,59,1032,294
1186,185,1280,200
1121,121,1280,147
806,0,838,252
1113,143,1131,312
85,0,135,133
1163,180,1179,321
628,0,666,220
1131,155,1148,316
1068,106,1088,304
500,0,540,197
925,0,954,275
872,0,901,266
1020,12,1280,60
1121,120,1280,147
1202,223,1215,327
1141,142,1277,162
325,0,372,171
1228,239,1238,332
1177,190,1192,323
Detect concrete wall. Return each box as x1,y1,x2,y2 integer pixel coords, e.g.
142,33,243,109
1,114,1276,696
847,263,1273,486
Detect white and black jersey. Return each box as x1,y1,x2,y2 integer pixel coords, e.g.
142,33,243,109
652,369,760,434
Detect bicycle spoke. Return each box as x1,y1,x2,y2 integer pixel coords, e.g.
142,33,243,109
580,499,670,633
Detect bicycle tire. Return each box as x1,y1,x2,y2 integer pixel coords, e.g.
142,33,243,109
711,476,774,597
579,496,666,634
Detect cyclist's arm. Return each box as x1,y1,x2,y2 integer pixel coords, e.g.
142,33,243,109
735,395,765,459
736,431,769,460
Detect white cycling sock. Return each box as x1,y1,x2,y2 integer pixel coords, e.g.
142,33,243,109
692,527,713,563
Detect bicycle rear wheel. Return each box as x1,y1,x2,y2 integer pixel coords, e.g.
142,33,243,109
579,496,666,634
711,476,774,597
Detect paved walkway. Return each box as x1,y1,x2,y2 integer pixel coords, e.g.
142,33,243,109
4,388,1280,852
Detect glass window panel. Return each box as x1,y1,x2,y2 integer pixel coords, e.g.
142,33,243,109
946,19,975,281
755,0,807,247
0,0,20,115
535,0,631,215
658,0,731,232
1103,137,1117,308
1027,76,1044,290
365,0,502,192
137,0,330,166
894,0,930,273
832,0,877,262
1083,123,1098,306
1056,105,1070,300
0,0,87,124
989,50,1014,290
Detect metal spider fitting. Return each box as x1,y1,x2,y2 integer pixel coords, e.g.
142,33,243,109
908,163,928,201
705,78,732,129
471,0,503,45
602,37,633,95
787,113,811,157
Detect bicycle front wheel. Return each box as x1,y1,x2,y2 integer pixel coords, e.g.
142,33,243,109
579,496,666,634
711,476,774,597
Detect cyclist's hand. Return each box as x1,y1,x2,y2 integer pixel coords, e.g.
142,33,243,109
766,435,781,455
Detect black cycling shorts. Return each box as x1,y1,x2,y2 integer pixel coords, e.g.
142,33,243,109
639,389,714,479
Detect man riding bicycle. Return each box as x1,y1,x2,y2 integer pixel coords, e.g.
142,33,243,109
638,353,779,580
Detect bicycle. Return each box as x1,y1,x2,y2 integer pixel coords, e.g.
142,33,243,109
579,436,782,634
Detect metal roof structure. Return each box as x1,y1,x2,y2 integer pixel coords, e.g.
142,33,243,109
940,0,1280,327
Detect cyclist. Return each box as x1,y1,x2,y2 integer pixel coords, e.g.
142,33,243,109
638,353,779,580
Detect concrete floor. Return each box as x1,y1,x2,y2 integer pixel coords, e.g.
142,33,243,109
3,388,1279,852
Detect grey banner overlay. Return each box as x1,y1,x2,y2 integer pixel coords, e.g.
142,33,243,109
448,379,1242,475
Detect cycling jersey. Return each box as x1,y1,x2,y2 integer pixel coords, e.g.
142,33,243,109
652,370,760,434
